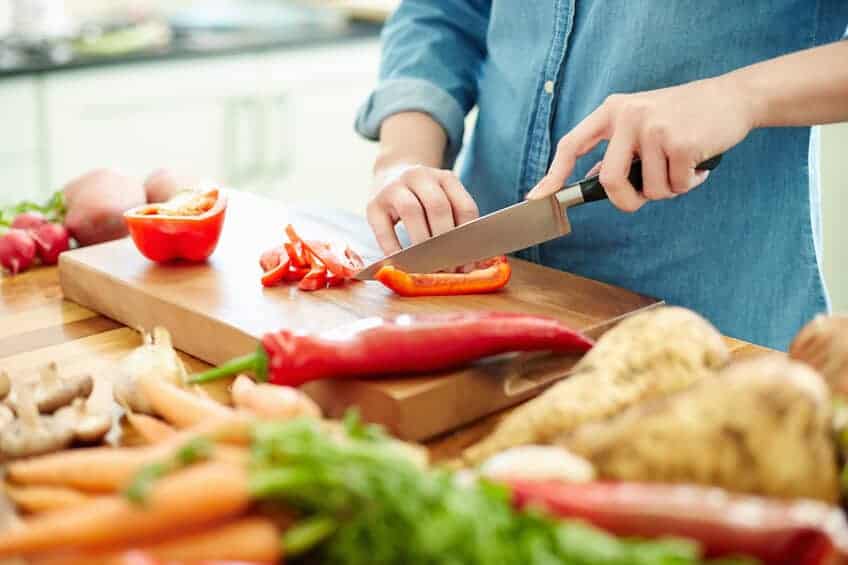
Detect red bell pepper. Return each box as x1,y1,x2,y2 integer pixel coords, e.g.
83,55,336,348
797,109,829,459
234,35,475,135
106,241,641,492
189,311,594,387
259,246,285,272
506,480,848,565
298,262,327,290
124,188,226,263
376,256,511,297
285,241,309,268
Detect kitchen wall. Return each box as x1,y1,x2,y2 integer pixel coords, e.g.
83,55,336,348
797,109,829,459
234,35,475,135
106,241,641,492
822,123,848,313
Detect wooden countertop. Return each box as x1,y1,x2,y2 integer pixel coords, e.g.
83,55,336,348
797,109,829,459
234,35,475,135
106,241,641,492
0,264,774,462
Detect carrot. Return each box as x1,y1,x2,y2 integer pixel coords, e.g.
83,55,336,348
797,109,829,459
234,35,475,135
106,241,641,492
137,373,235,428
6,431,249,493
0,461,251,557
29,516,283,564
125,412,177,444
231,374,322,421
4,484,93,514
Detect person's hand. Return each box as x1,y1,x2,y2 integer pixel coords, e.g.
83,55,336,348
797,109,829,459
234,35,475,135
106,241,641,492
527,76,755,212
366,163,479,255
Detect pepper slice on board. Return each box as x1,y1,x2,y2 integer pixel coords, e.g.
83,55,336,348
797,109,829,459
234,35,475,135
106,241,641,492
376,256,511,297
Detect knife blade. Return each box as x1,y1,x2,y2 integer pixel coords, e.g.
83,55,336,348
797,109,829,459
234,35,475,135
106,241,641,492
354,154,722,280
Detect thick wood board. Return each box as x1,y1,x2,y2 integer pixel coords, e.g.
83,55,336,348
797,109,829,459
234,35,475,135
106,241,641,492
59,191,661,440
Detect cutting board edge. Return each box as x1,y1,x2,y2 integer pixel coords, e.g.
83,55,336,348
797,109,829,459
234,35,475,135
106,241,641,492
59,252,260,366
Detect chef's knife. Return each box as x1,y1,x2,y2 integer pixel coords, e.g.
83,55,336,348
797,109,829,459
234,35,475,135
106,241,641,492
354,154,722,280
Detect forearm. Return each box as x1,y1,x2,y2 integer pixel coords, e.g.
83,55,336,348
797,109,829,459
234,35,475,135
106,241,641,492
725,40,848,128
373,112,448,177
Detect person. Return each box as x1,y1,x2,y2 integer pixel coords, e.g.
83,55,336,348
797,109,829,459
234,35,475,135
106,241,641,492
353,1,848,351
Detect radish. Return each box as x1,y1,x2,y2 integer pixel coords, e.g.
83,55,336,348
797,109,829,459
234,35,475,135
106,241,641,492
31,223,71,265
10,212,48,231
0,229,36,275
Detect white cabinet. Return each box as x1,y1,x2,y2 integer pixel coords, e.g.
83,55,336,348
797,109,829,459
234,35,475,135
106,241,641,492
41,53,264,193
0,77,41,205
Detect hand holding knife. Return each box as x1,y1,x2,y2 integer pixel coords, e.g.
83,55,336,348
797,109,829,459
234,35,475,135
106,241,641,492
355,155,722,280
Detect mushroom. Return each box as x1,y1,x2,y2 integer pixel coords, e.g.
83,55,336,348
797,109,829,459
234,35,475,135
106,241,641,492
0,384,74,460
55,378,114,444
0,405,13,428
5,363,93,415
114,326,188,414
0,371,10,402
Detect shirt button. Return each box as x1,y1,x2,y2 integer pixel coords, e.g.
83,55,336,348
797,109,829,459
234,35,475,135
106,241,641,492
543,80,555,94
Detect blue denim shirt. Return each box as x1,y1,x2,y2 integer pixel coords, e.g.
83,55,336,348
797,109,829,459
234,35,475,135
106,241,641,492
355,1,848,350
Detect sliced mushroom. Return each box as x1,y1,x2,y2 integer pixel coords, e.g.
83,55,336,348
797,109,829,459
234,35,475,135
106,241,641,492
0,371,10,402
34,363,93,414
0,384,74,460
55,378,113,443
0,405,13,428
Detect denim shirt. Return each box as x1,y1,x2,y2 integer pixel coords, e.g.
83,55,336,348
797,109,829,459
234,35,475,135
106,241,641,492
355,1,848,351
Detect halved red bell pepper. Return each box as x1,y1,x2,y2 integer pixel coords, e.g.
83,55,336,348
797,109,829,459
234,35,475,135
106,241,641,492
506,480,848,565
124,188,227,263
376,256,511,297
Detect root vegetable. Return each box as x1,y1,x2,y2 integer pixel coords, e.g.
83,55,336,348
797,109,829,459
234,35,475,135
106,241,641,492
30,223,70,265
63,169,146,246
563,354,840,503
114,327,188,415
0,228,36,275
480,445,595,483
4,484,92,514
462,306,730,465
136,372,234,428
10,212,47,231
231,374,321,420
125,413,176,444
789,314,848,396
28,517,283,564
0,461,251,557
142,169,194,204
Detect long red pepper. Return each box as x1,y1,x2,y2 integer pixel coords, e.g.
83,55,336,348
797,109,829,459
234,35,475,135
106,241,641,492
189,312,594,387
506,480,848,565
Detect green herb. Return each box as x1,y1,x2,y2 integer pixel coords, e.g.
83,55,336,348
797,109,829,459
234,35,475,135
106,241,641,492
0,190,67,227
248,416,758,565
124,437,214,505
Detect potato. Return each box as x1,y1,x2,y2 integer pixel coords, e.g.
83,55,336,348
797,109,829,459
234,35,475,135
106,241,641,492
63,169,146,246
562,354,840,503
143,168,196,204
789,314,848,396
462,306,730,465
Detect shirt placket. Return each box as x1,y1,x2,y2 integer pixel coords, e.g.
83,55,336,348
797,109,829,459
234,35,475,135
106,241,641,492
516,0,575,264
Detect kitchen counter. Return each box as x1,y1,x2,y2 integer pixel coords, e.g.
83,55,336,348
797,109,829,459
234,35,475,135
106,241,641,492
0,19,381,79
0,263,773,462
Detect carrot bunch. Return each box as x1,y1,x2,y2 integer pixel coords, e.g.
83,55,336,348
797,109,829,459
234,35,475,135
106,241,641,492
259,225,364,290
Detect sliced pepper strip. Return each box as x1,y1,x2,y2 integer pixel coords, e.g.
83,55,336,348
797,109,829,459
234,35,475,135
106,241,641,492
124,188,227,263
302,240,363,278
261,256,291,287
259,246,285,272
285,265,311,282
376,256,511,297
298,263,327,291
285,241,309,268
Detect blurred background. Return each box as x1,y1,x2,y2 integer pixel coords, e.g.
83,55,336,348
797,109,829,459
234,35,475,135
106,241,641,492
0,0,845,311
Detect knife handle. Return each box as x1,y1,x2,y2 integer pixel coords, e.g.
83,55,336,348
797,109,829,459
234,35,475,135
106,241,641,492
578,153,723,204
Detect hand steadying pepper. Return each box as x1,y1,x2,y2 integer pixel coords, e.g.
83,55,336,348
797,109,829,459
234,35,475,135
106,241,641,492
189,312,594,387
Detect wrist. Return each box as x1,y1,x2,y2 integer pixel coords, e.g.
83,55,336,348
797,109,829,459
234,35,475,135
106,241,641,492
719,69,768,130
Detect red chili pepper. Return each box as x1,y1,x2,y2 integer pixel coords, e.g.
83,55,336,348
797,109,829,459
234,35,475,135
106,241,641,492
505,480,848,565
376,256,511,297
261,255,291,287
124,188,227,263
189,311,594,387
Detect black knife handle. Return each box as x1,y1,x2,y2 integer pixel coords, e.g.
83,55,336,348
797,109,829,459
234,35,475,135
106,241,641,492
579,153,723,203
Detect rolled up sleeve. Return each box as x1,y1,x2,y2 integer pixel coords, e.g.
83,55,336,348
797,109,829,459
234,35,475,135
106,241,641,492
354,0,491,167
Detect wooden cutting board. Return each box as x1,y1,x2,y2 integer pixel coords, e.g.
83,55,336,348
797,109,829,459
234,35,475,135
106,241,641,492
58,191,661,440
